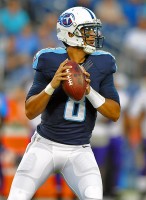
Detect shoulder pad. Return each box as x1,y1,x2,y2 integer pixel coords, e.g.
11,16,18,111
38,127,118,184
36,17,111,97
91,50,117,73
91,50,115,59
33,47,66,70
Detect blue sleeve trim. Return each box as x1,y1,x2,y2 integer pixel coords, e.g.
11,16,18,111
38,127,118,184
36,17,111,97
33,47,66,69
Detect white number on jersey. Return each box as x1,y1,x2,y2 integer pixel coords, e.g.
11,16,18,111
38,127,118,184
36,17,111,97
64,97,86,122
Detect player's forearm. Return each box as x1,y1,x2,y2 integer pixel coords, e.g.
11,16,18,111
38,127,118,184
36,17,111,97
25,91,52,120
86,86,120,121
97,99,120,122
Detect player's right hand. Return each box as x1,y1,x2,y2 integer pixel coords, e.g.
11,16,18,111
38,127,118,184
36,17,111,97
50,59,72,89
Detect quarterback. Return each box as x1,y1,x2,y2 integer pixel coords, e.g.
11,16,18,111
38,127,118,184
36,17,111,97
8,7,120,200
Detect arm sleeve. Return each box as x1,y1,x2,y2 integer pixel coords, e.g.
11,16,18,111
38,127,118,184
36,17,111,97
99,73,120,104
110,55,117,74
26,71,49,100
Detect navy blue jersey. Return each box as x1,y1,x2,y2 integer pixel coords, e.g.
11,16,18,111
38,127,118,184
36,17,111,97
26,47,120,145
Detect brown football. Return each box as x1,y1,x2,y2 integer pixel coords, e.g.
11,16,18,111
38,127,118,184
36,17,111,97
62,60,87,101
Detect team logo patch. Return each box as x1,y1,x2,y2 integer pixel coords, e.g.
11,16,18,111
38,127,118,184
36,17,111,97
58,13,75,27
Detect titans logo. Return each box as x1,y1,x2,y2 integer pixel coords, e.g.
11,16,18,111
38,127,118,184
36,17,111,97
58,13,75,27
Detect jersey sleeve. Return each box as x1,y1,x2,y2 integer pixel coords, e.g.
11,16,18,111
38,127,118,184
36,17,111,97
99,73,120,104
92,51,117,74
103,54,117,74
26,71,49,100
98,53,119,103
109,54,117,73
32,49,47,72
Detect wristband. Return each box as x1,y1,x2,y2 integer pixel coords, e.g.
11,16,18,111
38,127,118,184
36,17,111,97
44,83,55,95
86,87,105,108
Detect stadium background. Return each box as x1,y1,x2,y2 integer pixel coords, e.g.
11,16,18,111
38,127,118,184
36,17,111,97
0,0,146,199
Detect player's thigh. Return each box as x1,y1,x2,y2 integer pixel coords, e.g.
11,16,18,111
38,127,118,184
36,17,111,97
8,140,54,200
62,147,103,200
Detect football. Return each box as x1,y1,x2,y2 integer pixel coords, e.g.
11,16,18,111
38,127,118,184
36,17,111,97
62,60,87,101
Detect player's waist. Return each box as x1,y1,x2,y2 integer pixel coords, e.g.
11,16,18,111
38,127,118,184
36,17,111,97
34,131,90,148
36,126,91,145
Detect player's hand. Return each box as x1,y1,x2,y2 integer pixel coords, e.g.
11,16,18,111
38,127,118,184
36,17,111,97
85,72,91,95
50,59,72,89
80,66,91,95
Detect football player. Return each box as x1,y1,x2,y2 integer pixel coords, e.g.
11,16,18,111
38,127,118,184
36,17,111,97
8,6,120,200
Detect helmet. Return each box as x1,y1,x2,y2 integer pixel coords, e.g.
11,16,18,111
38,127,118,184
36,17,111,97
57,7,104,54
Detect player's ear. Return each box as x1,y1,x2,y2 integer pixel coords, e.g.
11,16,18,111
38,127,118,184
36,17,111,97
68,32,74,37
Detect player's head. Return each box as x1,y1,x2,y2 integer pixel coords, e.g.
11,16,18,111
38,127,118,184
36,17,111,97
57,6,104,54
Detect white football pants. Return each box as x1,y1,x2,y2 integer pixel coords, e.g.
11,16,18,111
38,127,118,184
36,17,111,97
7,132,103,200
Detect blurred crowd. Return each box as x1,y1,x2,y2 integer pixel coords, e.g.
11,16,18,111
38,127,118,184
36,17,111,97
0,0,146,199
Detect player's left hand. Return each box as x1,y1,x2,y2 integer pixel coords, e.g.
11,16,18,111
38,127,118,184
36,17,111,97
80,66,90,95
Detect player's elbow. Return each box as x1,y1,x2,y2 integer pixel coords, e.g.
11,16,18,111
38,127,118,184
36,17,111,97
25,106,40,120
112,114,120,122
25,110,35,120
111,109,120,122
25,105,36,120
25,97,39,120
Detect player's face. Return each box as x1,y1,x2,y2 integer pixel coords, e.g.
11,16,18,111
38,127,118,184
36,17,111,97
80,26,97,47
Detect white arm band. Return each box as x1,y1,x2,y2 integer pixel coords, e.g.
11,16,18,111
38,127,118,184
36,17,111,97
44,83,55,95
86,87,105,108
